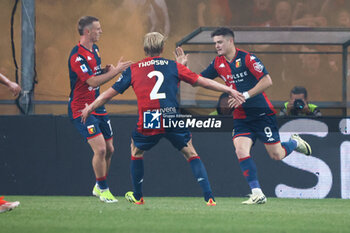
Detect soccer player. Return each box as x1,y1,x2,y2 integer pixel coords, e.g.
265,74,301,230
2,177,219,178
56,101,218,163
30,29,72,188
175,27,312,204
68,16,132,203
81,32,245,206
0,72,21,213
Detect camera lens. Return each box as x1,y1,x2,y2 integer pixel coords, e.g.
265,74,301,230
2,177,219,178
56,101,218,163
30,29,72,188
294,99,305,110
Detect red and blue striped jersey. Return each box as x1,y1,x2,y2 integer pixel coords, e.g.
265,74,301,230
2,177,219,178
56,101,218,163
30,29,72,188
112,56,199,135
68,43,107,119
201,48,276,119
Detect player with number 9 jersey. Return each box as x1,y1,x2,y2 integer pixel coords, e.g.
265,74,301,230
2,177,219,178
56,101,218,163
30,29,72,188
176,27,312,205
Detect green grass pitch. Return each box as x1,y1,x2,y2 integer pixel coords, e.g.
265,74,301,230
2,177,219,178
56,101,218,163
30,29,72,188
1,196,350,233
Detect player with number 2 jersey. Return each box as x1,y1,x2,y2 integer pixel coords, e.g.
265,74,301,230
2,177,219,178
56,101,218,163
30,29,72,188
81,32,245,206
113,56,199,136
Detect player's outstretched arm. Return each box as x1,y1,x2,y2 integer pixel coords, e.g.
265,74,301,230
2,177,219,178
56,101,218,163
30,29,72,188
86,57,132,88
81,87,119,124
0,72,21,96
194,76,245,107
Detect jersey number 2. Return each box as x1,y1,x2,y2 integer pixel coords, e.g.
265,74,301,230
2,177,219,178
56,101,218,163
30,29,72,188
148,71,166,100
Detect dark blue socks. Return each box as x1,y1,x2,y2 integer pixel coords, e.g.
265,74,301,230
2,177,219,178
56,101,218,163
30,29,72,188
131,156,144,200
239,156,260,189
282,139,298,157
189,156,214,202
96,175,108,190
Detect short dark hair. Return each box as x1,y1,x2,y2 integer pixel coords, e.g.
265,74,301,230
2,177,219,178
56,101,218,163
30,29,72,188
291,86,307,98
78,16,99,35
211,27,235,38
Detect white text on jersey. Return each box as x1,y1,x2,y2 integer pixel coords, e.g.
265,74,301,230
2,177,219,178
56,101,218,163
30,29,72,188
138,60,169,68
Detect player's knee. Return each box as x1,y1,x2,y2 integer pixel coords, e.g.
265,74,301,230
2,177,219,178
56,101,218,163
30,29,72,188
94,147,107,157
106,145,114,156
235,147,248,158
131,144,144,158
187,152,198,159
269,151,284,160
182,146,198,160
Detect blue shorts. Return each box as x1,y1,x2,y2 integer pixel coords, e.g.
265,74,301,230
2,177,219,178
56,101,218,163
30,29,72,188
71,114,113,141
232,115,280,144
132,128,192,151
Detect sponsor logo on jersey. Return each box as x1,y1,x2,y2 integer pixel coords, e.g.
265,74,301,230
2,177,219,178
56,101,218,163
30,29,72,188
87,56,92,61
253,62,264,73
235,58,242,68
267,137,275,142
87,125,96,134
250,55,256,61
80,64,88,73
143,110,161,129
221,71,248,84
219,63,225,68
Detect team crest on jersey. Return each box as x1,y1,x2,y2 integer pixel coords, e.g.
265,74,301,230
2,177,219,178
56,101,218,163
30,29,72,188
87,56,92,61
253,62,264,73
250,55,256,61
87,125,96,134
219,63,225,68
80,64,88,73
143,110,161,129
95,49,100,57
235,58,242,68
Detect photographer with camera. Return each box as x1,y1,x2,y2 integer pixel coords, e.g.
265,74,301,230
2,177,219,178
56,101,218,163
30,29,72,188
280,86,322,117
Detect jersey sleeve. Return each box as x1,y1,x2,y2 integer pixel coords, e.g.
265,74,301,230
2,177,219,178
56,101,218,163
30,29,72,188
200,58,219,79
112,67,131,94
176,63,199,85
245,54,269,80
70,54,94,82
